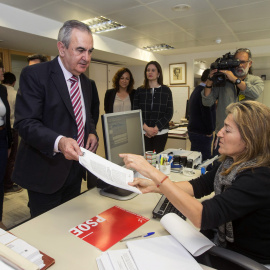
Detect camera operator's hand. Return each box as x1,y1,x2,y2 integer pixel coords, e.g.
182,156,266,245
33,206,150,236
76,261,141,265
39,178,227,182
219,70,237,83
209,69,218,79
204,69,217,96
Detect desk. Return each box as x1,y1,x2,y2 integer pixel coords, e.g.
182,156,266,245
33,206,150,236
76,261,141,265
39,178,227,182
10,172,214,270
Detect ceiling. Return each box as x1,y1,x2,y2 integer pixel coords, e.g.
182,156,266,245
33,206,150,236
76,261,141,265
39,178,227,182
1,0,270,70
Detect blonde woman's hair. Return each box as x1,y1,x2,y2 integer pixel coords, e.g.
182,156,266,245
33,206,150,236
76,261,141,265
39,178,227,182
220,100,270,174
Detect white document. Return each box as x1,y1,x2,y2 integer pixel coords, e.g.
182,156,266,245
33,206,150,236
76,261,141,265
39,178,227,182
127,235,202,270
96,252,114,270
124,213,214,270
107,249,138,270
160,213,215,256
79,147,141,194
97,250,138,270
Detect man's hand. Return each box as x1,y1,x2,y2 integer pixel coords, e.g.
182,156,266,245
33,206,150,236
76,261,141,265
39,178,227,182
85,134,98,152
220,70,237,83
58,137,83,161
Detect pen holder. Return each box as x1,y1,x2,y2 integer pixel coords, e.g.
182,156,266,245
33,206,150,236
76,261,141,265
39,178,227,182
159,164,171,175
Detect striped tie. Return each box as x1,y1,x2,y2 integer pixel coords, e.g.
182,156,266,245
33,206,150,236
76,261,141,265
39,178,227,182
69,76,84,147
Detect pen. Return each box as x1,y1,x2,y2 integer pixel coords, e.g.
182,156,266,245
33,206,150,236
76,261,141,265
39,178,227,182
160,157,164,165
120,232,155,242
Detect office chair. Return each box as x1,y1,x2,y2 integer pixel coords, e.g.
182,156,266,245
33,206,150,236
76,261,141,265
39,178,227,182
201,246,268,270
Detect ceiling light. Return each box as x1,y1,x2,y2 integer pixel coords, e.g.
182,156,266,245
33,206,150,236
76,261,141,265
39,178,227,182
215,38,222,44
143,44,174,52
172,4,191,12
82,16,126,33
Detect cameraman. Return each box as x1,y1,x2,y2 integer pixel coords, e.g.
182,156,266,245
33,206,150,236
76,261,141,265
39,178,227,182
201,48,264,155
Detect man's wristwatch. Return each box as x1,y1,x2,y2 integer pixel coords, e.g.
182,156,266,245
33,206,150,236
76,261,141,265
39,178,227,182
235,78,241,85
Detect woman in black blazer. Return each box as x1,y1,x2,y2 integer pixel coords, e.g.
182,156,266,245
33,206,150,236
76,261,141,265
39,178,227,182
104,68,135,113
0,66,12,230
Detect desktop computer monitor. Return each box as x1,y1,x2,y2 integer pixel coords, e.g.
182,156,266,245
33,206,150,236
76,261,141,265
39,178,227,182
100,110,145,200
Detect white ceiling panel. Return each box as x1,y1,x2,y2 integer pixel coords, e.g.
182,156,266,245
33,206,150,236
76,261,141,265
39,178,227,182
154,31,195,44
171,12,224,30
209,0,268,10
98,28,146,42
169,39,206,49
198,35,239,46
218,1,270,23
237,29,270,41
132,20,180,36
0,0,57,11
138,0,161,3
188,25,235,40
146,0,212,20
32,1,98,23
123,37,161,48
229,17,270,33
108,5,164,27
65,0,139,15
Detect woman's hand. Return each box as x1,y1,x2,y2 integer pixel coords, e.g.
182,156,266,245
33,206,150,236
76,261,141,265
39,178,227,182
119,153,157,179
143,123,158,138
129,178,160,194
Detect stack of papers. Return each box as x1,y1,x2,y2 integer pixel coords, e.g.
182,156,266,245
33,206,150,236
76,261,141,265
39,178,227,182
168,127,187,135
0,229,45,269
79,147,142,194
96,213,215,270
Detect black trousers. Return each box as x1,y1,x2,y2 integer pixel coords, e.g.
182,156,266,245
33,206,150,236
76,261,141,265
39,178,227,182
27,161,83,218
144,133,168,154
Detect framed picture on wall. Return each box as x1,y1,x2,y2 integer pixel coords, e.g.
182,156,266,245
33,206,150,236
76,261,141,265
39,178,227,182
169,63,186,85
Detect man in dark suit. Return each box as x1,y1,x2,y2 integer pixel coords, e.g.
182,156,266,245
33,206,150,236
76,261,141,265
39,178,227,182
12,20,98,217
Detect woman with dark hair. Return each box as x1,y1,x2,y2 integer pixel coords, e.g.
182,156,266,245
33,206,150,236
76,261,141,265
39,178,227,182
104,67,135,113
133,61,173,153
0,65,12,230
121,100,270,266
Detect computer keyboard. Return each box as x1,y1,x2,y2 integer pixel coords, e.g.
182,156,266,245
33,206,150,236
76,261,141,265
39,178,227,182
152,194,186,220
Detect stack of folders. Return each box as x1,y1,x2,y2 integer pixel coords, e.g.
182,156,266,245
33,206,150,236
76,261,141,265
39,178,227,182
96,213,215,270
0,228,52,270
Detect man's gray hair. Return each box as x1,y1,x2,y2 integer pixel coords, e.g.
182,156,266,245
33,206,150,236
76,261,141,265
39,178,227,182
58,20,92,48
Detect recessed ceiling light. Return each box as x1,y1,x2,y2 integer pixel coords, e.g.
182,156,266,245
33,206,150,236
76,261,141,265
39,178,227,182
143,44,174,52
215,38,222,44
82,16,126,33
172,4,191,12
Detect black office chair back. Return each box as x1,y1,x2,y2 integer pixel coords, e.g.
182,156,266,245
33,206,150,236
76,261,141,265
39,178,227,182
201,246,268,270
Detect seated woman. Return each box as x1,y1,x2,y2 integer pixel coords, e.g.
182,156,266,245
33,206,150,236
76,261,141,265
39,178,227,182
120,100,270,265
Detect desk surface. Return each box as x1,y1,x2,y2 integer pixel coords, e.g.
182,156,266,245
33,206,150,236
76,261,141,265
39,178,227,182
10,172,214,270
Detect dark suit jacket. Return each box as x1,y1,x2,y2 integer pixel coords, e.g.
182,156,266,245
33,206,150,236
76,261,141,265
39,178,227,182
104,88,135,113
12,57,97,194
89,79,100,127
0,84,12,148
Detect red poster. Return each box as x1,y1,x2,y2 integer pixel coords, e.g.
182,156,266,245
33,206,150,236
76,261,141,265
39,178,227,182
69,206,149,251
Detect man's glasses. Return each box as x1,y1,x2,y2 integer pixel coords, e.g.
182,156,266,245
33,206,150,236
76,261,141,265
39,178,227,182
239,60,250,65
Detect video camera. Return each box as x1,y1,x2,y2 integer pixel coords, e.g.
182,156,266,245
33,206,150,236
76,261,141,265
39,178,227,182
210,52,240,87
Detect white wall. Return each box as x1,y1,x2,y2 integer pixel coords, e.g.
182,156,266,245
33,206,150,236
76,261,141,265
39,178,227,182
126,65,145,89
258,80,270,108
